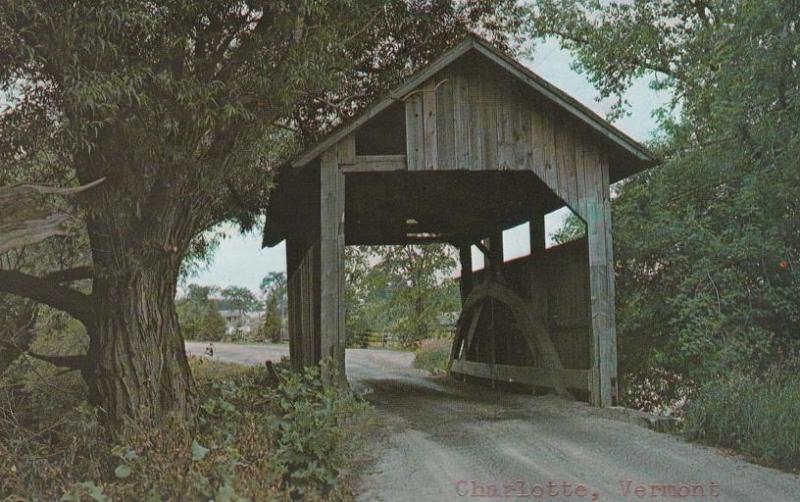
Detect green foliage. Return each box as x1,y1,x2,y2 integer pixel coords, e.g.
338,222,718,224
413,338,452,375
220,286,259,315
685,368,800,470
194,358,372,499
261,293,283,343
260,272,287,298
549,212,585,246
529,0,800,383
346,245,460,348
0,355,376,500
258,272,287,343
345,247,392,344
0,0,526,265
176,284,226,341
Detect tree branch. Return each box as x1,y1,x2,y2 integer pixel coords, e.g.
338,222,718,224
546,28,676,78
43,266,93,284
26,351,90,372
0,270,93,325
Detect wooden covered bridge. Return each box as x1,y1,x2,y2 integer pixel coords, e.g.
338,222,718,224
262,35,658,407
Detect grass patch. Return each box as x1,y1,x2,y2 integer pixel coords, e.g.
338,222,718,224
684,370,800,471
413,338,451,375
0,355,379,500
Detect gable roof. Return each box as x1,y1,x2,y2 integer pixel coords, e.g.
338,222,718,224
291,33,658,170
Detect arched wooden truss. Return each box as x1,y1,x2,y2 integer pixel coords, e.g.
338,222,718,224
448,276,573,399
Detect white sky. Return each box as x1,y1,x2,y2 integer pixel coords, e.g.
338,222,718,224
189,38,670,293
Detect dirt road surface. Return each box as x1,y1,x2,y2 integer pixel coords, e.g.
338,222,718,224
185,342,800,502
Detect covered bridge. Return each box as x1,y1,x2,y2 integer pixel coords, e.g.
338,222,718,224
262,34,658,407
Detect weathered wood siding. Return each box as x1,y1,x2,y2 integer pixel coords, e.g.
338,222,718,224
404,58,610,223
286,237,320,372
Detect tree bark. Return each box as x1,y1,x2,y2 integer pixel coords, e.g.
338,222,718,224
87,257,196,431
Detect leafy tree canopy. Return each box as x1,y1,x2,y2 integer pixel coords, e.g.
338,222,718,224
220,286,258,314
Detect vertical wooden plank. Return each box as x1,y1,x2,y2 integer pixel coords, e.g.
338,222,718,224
496,76,514,170
287,236,321,372
310,242,321,365
574,131,589,221
555,119,578,210
459,245,473,303
529,105,546,180
436,69,455,170
529,206,545,255
528,208,549,374
487,228,504,273
453,70,471,170
320,147,347,386
405,94,424,170
512,85,531,171
423,79,438,170
468,70,484,171
481,74,498,170
566,129,579,211
286,238,302,372
541,103,559,197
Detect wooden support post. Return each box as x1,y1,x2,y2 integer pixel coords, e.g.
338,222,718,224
486,228,503,386
486,228,504,277
458,245,473,304
529,207,546,256
528,206,549,395
319,140,348,387
585,154,616,407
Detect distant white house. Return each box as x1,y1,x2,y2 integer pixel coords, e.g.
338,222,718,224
218,309,265,336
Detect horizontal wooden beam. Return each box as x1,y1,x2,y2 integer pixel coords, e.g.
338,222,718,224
341,155,407,173
450,359,591,392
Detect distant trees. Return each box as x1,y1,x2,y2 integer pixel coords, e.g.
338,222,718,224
345,245,459,348
176,285,225,342
220,287,258,317
261,294,282,343
177,280,288,344
259,272,287,343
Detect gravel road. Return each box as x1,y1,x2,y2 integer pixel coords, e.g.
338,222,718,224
185,342,800,502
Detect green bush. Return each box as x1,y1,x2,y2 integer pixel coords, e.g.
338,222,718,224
413,338,451,375
684,370,800,470
0,356,377,500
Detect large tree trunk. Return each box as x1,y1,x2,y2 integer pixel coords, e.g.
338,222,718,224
87,256,196,431
73,147,200,433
